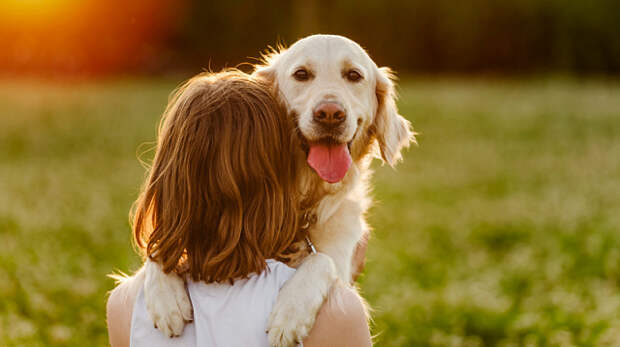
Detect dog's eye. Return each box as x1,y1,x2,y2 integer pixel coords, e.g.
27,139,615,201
293,69,310,81
345,70,362,82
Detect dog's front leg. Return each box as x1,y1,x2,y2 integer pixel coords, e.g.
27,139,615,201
143,259,193,337
312,198,367,282
268,199,365,346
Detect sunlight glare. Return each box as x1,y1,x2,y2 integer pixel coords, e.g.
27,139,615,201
0,0,82,26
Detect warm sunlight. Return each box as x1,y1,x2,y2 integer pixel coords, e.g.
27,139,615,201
0,0,82,25
0,0,186,76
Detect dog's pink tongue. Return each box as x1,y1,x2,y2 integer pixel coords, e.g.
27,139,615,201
307,143,352,183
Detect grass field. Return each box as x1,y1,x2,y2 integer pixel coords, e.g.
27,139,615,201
1,77,619,346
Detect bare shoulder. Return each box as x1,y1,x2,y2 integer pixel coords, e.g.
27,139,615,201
303,282,372,347
107,270,145,347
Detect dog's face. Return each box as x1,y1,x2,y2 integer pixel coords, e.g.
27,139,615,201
255,35,413,183
272,35,376,147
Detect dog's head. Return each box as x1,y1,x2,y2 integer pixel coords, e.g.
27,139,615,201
254,34,414,183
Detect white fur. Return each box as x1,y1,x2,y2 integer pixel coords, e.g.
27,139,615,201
140,34,414,346
143,259,193,337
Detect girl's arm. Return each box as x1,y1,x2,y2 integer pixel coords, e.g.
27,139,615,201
303,283,372,347
107,272,143,347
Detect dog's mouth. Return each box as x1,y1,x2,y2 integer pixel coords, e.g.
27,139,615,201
298,134,355,184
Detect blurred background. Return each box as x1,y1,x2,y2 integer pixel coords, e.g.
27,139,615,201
1,0,620,76
1,0,619,346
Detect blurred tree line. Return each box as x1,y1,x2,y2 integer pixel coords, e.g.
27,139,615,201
167,0,620,75
0,0,618,76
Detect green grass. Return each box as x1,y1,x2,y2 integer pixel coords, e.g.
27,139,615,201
1,77,619,346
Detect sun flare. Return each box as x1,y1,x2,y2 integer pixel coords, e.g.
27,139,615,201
0,0,186,76
0,0,82,26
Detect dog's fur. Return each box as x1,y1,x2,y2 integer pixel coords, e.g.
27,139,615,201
141,34,414,346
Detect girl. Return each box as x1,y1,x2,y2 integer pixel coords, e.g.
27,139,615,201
106,70,371,347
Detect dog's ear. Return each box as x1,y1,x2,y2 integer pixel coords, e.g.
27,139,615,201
253,64,276,84
374,67,415,166
252,47,284,85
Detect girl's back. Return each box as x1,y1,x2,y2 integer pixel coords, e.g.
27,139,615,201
131,260,295,347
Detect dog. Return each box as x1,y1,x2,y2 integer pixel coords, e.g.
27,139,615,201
142,34,414,346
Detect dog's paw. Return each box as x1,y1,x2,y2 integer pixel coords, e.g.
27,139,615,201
144,260,193,337
267,294,317,347
267,253,338,346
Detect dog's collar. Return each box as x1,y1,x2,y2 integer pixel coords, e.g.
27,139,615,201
305,236,317,254
300,210,318,254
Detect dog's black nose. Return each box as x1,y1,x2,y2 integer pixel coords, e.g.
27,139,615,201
313,102,346,127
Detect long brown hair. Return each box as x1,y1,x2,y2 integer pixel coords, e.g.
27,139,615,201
132,70,300,283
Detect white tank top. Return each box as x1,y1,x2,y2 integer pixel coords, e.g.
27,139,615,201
130,259,296,347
